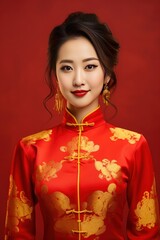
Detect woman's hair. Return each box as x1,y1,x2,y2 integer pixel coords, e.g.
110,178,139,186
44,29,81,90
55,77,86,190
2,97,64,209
44,11,120,113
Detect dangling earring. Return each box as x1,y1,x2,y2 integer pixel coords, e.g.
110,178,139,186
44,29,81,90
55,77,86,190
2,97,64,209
102,84,110,106
53,87,64,113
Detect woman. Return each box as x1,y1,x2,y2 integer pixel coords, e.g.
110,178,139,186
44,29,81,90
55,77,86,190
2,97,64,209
5,12,160,239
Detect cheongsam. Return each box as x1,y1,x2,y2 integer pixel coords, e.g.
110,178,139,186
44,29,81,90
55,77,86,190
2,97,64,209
5,107,160,239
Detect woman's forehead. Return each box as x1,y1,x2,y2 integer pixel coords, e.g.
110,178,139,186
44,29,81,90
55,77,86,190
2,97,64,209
56,36,98,62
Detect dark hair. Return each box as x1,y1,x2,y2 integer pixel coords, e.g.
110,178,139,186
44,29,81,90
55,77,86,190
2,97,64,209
44,11,120,113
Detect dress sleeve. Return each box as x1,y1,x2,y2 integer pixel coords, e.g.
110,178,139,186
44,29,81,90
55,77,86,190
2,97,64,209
127,135,160,239
5,140,38,240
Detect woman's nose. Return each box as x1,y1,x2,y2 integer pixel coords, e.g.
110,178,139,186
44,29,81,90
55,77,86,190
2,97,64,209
72,69,85,86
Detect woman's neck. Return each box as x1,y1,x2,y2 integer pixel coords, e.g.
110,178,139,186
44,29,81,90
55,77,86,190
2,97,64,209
67,105,100,123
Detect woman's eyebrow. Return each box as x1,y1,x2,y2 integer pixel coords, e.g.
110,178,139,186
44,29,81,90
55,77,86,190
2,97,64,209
83,57,99,62
59,57,99,64
59,59,73,64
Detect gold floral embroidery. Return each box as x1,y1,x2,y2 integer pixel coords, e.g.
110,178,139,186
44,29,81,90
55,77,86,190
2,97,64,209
60,136,99,160
5,175,33,233
41,185,75,215
41,184,116,238
95,159,121,181
22,129,52,145
86,183,116,218
36,136,100,183
36,160,63,182
110,127,141,144
134,181,157,231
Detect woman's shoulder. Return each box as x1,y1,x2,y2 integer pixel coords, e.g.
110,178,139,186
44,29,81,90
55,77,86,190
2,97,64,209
19,123,63,146
106,122,145,145
20,129,53,146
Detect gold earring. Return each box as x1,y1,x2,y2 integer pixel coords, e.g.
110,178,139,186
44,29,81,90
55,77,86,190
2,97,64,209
53,87,64,113
102,84,110,106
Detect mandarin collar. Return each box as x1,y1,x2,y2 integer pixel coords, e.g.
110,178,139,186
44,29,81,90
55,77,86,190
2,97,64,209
62,106,105,131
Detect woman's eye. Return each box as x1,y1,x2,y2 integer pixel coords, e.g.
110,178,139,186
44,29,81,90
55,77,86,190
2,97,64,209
60,66,72,72
85,64,98,70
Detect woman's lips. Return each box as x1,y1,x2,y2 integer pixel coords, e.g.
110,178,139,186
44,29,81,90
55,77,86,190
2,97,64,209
71,90,89,97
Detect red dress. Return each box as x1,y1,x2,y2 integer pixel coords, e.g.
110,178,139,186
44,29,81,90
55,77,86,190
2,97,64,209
5,107,160,239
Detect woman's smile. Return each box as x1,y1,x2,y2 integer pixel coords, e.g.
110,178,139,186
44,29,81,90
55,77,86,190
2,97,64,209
71,89,90,97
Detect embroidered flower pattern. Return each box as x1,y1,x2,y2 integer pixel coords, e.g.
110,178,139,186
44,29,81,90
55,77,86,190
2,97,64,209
134,181,157,231
5,175,33,233
22,130,52,145
110,127,141,144
40,183,116,238
95,159,121,181
36,160,63,182
60,136,99,160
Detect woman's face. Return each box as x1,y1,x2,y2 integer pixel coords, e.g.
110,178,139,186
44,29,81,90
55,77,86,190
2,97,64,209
56,37,110,115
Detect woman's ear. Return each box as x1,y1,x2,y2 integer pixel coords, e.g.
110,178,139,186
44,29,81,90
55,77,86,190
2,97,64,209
104,75,111,85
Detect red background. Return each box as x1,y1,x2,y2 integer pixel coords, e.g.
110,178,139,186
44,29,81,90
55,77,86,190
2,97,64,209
0,1,159,239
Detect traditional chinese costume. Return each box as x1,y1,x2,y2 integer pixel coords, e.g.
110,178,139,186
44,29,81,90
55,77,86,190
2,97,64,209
5,107,160,239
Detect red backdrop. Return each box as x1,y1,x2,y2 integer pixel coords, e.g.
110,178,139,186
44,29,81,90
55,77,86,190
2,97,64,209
0,1,160,239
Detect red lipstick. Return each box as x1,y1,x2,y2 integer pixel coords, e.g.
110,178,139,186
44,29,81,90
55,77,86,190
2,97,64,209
71,90,89,97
